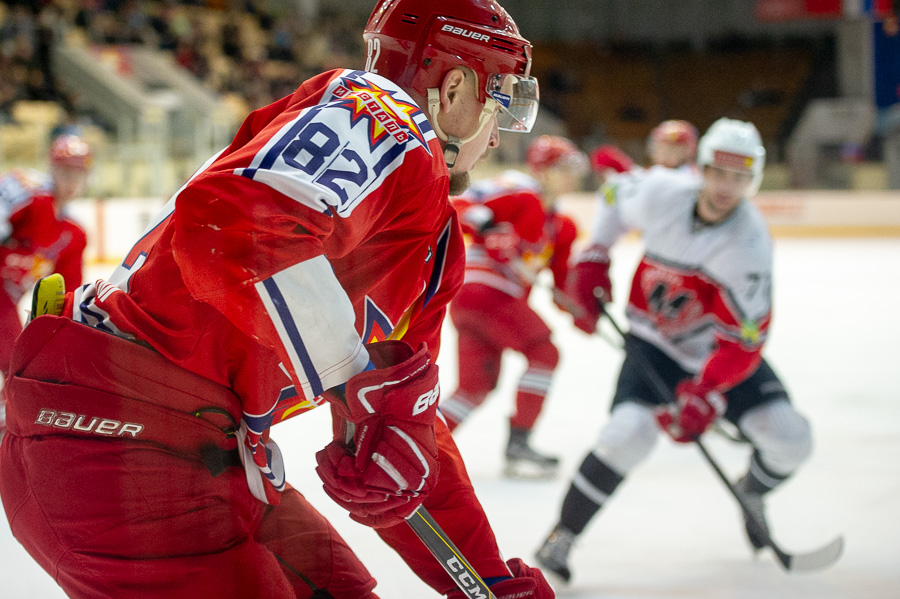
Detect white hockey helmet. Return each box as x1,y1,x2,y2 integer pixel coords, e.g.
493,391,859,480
697,118,766,195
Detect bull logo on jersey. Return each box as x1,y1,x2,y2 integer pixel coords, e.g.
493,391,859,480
639,266,703,333
331,73,431,153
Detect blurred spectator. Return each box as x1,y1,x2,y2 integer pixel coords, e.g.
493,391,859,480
0,0,370,128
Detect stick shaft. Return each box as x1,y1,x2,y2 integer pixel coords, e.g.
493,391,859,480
341,417,494,597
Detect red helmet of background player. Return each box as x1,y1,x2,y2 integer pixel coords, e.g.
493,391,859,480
650,120,698,154
526,135,587,172
590,144,634,174
49,135,92,171
363,0,539,136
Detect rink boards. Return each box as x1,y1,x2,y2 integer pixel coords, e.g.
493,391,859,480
66,190,900,268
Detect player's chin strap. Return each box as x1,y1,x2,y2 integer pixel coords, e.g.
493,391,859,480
427,88,497,169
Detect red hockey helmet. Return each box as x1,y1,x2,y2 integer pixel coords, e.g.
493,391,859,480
364,0,538,135
590,144,634,174
650,120,698,152
526,135,587,172
49,135,92,171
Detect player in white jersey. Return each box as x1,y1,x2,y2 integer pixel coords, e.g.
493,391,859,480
535,118,813,583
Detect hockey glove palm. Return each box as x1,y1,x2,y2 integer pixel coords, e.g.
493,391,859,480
566,244,612,334
445,558,554,599
656,380,726,443
316,340,440,528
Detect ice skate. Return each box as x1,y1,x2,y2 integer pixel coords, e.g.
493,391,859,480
535,525,575,585
504,427,560,478
736,475,770,552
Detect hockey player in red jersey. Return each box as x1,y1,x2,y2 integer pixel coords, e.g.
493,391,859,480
0,135,90,437
535,119,813,583
441,135,587,477
0,2,555,598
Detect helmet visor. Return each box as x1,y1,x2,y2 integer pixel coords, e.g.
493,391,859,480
486,74,539,133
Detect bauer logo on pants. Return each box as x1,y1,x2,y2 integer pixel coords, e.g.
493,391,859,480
34,409,144,438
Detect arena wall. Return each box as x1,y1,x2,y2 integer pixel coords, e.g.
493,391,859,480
559,190,900,240
69,191,900,266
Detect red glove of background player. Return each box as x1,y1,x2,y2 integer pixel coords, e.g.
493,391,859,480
445,558,554,599
656,380,726,443
316,340,440,528
566,244,612,334
481,221,520,264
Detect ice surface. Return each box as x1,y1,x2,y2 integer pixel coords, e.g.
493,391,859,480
2,237,898,598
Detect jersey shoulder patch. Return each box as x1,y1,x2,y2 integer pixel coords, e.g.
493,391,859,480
0,168,52,211
233,70,437,219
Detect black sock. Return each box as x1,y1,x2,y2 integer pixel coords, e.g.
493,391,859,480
560,452,624,535
744,450,789,495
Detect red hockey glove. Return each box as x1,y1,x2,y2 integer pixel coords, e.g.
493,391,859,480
315,340,440,528
482,222,519,264
656,380,726,443
446,558,554,599
566,244,612,334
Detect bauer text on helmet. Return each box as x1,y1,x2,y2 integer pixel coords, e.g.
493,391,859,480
363,0,539,138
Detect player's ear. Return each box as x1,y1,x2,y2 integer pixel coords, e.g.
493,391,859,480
438,68,469,114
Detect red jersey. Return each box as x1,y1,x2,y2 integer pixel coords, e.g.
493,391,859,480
72,69,464,503
453,169,577,298
0,168,86,303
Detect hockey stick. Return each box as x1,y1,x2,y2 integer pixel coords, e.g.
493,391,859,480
341,418,495,599
598,305,843,572
337,300,495,599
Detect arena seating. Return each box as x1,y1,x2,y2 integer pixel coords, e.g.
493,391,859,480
530,42,814,160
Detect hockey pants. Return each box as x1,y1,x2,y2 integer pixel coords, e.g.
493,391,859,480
0,290,22,377
446,283,559,430
0,316,377,599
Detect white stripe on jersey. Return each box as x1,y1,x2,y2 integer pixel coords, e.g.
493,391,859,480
462,269,526,298
254,254,369,401
460,169,541,202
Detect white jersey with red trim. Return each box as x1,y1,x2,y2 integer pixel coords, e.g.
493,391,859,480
591,165,772,390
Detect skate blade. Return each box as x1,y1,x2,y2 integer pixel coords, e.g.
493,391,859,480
503,460,559,480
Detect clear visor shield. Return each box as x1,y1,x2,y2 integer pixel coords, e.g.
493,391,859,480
486,73,539,133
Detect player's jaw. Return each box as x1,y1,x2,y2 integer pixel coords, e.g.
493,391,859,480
698,165,753,223
447,115,499,197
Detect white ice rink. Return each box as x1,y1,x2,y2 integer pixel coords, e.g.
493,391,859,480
2,236,899,598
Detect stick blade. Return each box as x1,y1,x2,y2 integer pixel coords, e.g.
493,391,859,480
784,536,844,572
